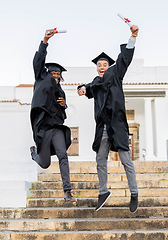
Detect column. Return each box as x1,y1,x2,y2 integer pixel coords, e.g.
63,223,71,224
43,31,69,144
144,98,156,160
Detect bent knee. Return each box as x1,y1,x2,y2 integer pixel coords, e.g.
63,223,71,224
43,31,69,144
40,162,50,169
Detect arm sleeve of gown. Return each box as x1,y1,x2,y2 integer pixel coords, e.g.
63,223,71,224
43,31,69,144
112,42,135,81
85,83,94,99
33,41,48,81
77,83,93,99
126,37,136,49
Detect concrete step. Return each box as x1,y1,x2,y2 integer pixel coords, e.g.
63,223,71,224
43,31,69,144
30,189,121,198
27,196,168,208
47,160,168,169
38,172,168,182
32,180,168,190
1,230,168,240
29,188,168,198
1,207,168,220
133,161,168,167
40,165,168,174
0,233,9,240
1,218,168,231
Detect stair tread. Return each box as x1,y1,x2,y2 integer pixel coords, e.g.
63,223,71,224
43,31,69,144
28,196,168,199
1,218,168,232
1,217,168,221
2,230,168,233
39,172,168,174
2,206,168,211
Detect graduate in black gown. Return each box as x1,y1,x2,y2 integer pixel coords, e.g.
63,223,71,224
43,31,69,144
78,25,139,212
30,29,75,202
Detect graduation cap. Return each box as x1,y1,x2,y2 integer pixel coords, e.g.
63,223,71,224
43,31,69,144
45,63,67,73
92,52,115,66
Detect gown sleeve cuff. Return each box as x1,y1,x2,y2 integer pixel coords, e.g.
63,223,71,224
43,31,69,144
126,38,136,49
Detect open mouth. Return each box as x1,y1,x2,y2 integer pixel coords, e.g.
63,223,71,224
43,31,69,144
99,70,105,74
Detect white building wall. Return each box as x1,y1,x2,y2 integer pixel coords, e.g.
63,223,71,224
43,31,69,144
0,102,38,207
155,96,168,160
0,103,37,181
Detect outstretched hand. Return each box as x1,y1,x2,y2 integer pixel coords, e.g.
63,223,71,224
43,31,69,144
130,25,139,37
43,29,55,44
77,89,86,96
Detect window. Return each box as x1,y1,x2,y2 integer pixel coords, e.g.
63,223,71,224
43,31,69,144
67,127,79,156
126,110,135,120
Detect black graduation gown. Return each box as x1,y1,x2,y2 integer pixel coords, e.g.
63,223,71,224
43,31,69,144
84,44,134,153
30,41,71,154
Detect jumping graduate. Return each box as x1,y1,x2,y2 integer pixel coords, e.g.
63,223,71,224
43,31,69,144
77,25,139,212
30,29,75,202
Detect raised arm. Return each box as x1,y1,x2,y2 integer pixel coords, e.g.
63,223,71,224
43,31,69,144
33,29,55,81
112,25,139,80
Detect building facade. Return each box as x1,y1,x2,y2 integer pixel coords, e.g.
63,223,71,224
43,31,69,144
0,59,168,207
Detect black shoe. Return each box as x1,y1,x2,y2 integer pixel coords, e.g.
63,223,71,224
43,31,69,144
95,191,111,211
30,146,37,160
129,194,138,213
30,146,36,154
64,191,76,202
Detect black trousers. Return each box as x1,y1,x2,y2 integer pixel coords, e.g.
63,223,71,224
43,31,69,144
32,128,71,191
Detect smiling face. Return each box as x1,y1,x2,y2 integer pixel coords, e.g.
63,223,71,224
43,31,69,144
50,71,61,84
97,60,109,77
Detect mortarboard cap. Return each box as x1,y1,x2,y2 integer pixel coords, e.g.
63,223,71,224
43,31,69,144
45,63,67,73
92,52,115,66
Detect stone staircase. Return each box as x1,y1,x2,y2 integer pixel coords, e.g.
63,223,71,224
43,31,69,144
1,160,168,240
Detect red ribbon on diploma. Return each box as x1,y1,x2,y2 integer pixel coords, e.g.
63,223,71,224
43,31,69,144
117,13,132,27
47,28,66,35
124,18,131,24
54,28,58,33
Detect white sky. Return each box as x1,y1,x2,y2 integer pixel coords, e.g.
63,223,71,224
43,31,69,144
0,0,168,85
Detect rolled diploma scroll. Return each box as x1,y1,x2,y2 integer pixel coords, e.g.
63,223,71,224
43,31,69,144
80,86,86,90
117,13,132,27
78,86,86,91
47,28,67,34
